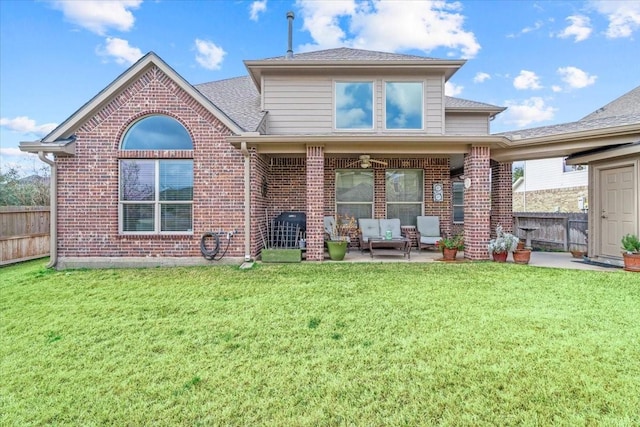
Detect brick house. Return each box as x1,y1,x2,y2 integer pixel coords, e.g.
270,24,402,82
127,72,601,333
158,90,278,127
24,47,637,269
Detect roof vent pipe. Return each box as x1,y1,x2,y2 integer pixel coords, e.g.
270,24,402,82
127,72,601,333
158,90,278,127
286,11,294,59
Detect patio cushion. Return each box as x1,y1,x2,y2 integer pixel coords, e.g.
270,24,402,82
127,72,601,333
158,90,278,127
379,218,402,239
358,218,381,243
417,216,440,238
420,235,441,245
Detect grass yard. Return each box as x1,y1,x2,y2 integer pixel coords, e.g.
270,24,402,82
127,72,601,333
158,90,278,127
1,259,639,425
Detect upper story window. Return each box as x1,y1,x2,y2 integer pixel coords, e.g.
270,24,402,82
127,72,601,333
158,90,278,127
335,81,374,130
119,115,193,234
385,82,423,130
121,114,193,150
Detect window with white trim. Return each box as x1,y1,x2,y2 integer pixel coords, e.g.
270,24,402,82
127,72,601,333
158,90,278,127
452,181,464,223
385,170,423,226
335,81,374,130
119,115,193,234
335,170,373,218
385,82,423,130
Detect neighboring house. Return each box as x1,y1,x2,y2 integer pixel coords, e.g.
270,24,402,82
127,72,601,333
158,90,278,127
512,157,587,212
498,85,640,267
19,41,639,269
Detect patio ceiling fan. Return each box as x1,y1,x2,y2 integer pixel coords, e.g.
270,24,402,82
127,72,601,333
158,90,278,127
347,154,388,169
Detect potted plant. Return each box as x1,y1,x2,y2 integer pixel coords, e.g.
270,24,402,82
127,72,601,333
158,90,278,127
437,234,464,261
513,246,532,264
326,214,357,261
488,225,520,262
621,233,640,272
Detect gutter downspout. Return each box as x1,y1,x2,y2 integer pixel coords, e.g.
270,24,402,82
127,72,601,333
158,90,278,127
38,151,57,268
241,142,251,261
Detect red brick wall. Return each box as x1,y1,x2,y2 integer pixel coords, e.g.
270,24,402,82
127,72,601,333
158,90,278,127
306,147,325,261
249,151,269,257
56,65,245,259
463,146,491,260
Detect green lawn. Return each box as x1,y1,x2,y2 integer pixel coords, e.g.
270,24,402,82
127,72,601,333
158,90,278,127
1,259,639,425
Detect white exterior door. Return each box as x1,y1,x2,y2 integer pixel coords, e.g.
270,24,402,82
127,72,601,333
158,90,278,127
599,166,636,258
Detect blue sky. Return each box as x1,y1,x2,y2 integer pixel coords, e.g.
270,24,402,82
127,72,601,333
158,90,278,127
1,0,639,175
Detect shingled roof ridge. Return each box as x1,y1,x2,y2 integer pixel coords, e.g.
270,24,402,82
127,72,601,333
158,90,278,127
257,46,440,61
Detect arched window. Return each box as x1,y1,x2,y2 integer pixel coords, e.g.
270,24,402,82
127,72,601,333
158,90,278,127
119,115,194,234
121,115,193,150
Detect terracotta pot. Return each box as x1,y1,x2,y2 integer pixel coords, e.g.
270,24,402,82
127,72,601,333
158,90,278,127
622,252,640,272
513,249,531,264
570,250,587,259
492,251,508,262
442,248,457,261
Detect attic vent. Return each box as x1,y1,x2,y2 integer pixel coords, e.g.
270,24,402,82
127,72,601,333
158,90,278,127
286,11,294,59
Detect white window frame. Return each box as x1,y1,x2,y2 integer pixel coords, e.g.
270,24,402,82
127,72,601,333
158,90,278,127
334,80,375,131
119,159,193,235
385,169,424,226
383,81,424,131
452,181,464,224
335,169,374,218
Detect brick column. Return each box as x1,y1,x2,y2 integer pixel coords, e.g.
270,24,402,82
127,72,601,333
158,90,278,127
464,146,491,260
306,145,325,261
491,161,513,234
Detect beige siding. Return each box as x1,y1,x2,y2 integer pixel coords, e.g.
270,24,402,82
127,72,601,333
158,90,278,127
263,76,333,134
445,113,489,135
425,77,444,134
263,74,447,135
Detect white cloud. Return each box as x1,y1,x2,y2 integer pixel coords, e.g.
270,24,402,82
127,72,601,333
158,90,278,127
1,116,58,137
513,70,542,90
296,0,480,58
250,0,267,21
557,66,597,88
473,72,490,83
195,39,226,70
504,97,556,127
592,0,640,38
97,37,143,65
445,82,463,96
551,85,562,93
507,20,543,38
52,0,142,35
521,20,543,34
557,15,592,42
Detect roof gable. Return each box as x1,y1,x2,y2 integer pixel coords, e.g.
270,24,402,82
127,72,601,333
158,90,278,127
43,52,242,142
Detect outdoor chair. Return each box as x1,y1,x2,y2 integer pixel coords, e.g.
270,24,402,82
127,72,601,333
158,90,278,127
324,216,351,252
416,216,443,251
357,218,403,252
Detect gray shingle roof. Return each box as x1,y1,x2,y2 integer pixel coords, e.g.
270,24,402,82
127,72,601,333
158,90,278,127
195,76,264,132
581,85,640,120
257,47,439,62
445,96,505,112
499,85,640,139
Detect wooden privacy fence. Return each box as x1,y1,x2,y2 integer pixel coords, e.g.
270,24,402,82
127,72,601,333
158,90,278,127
513,212,588,252
0,206,50,265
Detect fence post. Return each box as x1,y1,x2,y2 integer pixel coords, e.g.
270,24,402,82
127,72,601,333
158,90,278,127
563,216,569,251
